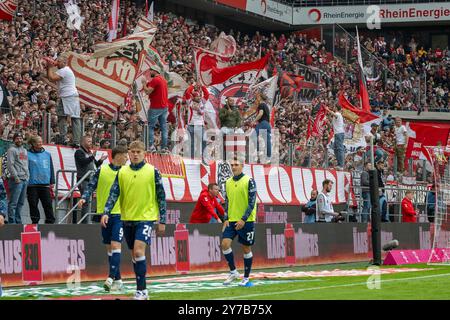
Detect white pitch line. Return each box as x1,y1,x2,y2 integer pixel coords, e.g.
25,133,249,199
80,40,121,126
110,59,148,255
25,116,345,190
211,272,450,300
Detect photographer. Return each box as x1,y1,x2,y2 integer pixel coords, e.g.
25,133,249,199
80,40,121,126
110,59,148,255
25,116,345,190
302,190,318,223
316,179,344,223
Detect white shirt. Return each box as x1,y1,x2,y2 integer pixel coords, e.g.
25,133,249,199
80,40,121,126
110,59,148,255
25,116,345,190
187,100,205,126
316,191,334,222
56,66,78,97
332,112,345,134
395,125,407,145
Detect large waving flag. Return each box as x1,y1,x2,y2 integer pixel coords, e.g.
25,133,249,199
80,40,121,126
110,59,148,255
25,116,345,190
0,0,17,21
67,17,157,118
356,27,371,113
195,49,268,87
338,92,380,152
241,75,278,121
210,32,236,58
93,18,157,58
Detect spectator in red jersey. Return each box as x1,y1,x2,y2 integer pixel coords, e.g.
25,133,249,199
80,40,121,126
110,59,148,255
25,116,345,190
435,47,443,61
401,190,417,223
189,183,224,223
141,65,169,153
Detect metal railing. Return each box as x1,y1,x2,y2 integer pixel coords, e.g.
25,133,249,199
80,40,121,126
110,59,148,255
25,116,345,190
343,174,433,223
55,169,95,224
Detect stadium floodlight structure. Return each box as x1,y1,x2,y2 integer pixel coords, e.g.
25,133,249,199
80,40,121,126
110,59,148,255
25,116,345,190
425,146,450,266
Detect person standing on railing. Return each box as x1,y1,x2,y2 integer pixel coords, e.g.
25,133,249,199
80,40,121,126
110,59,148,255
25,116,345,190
219,97,242,135
141,65,169,153
325,104,345,170
7,132,29,224
184,84,208,160
74,135,108,224
42,55,82,148
394,117,408,176
27,136,55,224
253,92,272,165
77,145,129,292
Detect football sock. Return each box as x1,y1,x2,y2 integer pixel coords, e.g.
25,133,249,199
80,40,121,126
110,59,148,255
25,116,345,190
243,252,253,278
222,248,236,272
135,256,147,291
109,249,121,280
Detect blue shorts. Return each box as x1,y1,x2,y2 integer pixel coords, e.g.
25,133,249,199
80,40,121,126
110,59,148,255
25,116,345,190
123,221,154,250
222,221,255,246
101,214,123,245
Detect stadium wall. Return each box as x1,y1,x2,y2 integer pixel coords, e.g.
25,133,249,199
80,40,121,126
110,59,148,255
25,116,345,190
194,0,450,25
0,223,432,287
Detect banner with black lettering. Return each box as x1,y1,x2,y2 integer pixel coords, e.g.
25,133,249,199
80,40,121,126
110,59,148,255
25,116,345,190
279,65,320,103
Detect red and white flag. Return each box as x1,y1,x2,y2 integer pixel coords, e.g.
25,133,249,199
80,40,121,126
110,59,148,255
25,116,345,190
68,17,156,118
338,92,380,152
210,32,236,58
356,27,371,113
194,49,268,87
311,104,328,138
0,0,17,21
339,93,378,124
107,0,120,42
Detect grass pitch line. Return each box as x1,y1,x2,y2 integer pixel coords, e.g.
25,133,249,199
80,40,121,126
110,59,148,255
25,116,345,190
212,272,450,300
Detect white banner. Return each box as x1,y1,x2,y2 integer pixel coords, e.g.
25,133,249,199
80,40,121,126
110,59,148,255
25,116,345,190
246,0,292,25
45,145,353,205
293,3,450,25
242,1,450,25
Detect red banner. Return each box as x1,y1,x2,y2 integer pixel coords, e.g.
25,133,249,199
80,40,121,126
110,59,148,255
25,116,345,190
21,227,43,283
216,0,247,10
406,121,450,160
175,224,190,274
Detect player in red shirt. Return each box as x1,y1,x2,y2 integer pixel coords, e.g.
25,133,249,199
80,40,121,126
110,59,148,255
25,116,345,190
401,191,417,223
141,65,169,153
189,183,224,223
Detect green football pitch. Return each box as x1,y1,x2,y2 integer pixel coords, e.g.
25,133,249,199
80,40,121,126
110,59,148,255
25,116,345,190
2,262,450,300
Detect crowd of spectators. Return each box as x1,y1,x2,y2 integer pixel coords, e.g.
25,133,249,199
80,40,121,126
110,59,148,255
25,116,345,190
0,0,448,174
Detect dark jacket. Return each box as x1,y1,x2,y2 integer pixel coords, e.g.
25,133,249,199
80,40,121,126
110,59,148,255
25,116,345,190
302,198,317,216
360,170,370,191
74,146,104,180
